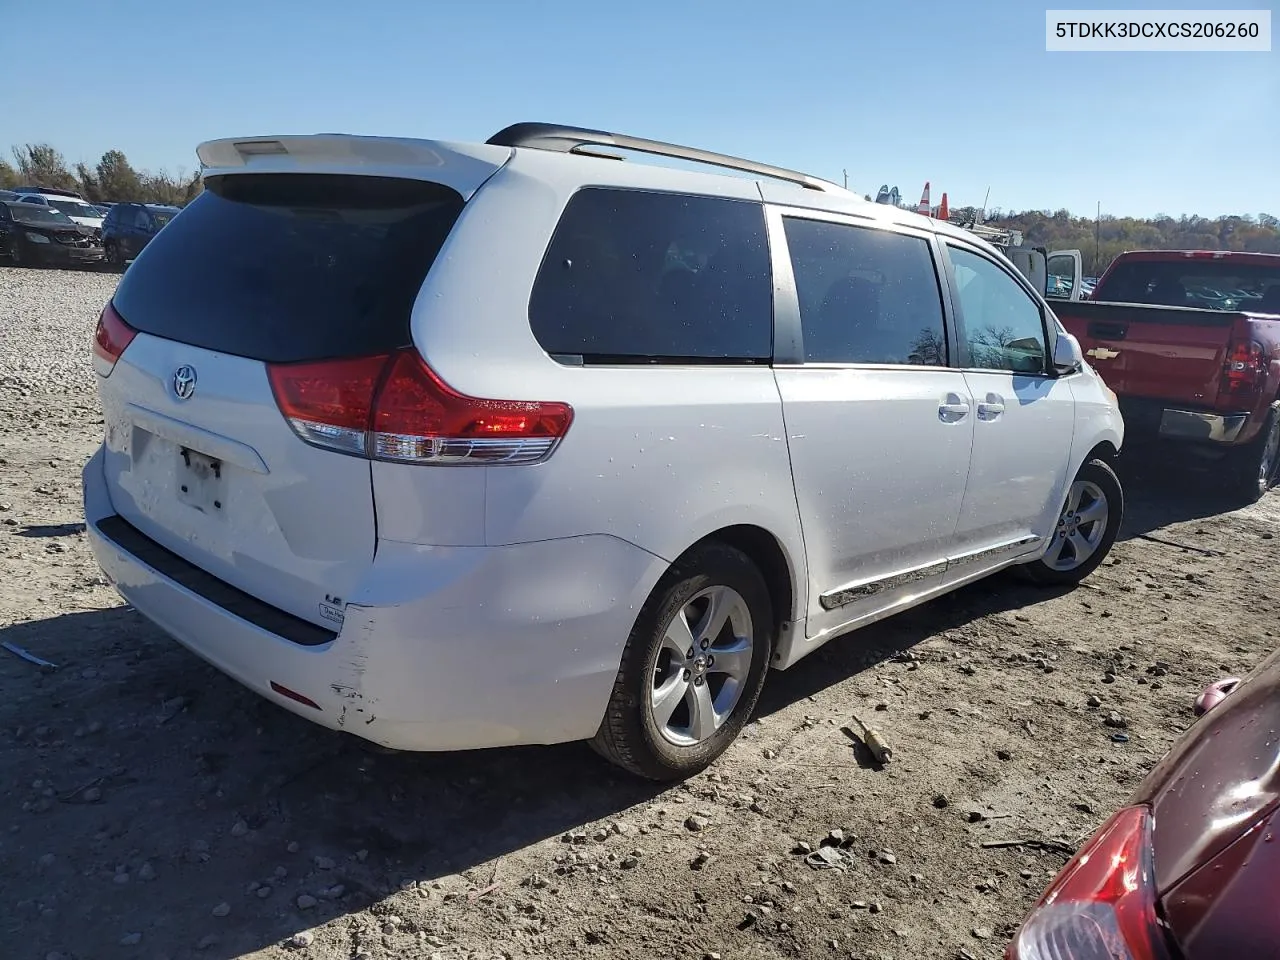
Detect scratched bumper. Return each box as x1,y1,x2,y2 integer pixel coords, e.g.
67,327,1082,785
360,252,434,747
83,448,665,752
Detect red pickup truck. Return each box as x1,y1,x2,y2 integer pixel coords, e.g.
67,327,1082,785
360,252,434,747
1051,250,1280,502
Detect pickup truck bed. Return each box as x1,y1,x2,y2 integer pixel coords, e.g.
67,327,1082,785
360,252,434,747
1049,250,1280,502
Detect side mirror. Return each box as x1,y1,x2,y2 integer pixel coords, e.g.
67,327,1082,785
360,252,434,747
1053,331,1084,375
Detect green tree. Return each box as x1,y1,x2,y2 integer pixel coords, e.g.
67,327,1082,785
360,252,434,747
75,162,101,202
95,150,145,202
0,157,17,189
182,171,203,204
10,144,78,191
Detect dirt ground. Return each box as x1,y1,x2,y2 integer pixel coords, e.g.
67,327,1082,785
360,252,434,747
3,264,1278,960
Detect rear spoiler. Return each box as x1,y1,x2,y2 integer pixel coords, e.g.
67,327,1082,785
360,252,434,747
195,135,514,200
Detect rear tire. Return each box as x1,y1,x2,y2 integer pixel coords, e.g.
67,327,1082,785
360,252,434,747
105,241,124,271
590,542,773,781
1020,458,1124,587
1226,402,1280,505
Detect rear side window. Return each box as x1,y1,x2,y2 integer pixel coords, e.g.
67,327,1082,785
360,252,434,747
111,174,465,363
783,217,947,365
529,188,772,363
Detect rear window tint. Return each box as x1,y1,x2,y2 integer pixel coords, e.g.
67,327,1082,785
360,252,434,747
111,174,464,363
529,188,772,363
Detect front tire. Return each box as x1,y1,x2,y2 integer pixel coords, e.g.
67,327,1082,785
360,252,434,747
591,542,773,781
1227,402,1280,505
105,241,124,271
1021,458,1124,586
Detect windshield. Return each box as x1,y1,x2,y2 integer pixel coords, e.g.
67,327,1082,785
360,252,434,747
48,200,101,220
8,204,77,226
1101,259,1280,311
150,209,178,227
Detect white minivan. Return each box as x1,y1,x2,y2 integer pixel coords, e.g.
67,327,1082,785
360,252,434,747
84,123,1124,780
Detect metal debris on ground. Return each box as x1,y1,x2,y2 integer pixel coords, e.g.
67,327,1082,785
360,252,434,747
980,837,1076,857
1136,533,1223,557
850,712,893,764
805,846,847,870
1,641,58,669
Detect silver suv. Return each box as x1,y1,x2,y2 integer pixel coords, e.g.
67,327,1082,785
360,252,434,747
84,123,1124,780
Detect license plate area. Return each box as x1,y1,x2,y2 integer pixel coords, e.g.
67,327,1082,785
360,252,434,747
176,447,226,516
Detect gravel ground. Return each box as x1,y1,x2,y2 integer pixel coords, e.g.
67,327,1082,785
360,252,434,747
2,264,1278,960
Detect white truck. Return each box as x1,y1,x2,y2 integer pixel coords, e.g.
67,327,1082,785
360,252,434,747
959,221,1085,303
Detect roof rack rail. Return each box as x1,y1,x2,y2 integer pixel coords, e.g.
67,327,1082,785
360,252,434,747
487,122,841,193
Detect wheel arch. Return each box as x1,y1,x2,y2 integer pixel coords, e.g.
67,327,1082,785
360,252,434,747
1083,439,1120,465
674,523,801,641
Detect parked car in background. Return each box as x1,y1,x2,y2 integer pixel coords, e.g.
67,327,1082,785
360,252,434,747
1007,644,1280,959
83,123,1124,781
101,202,180,268
0,201,104,267
1052,251,1280,503
0,189,18,202
14,189,106,235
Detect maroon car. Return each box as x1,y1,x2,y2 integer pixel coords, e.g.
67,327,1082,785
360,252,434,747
1007,647,1280,959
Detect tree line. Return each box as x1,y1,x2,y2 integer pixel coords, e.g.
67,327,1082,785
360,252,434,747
947,205,1280,276
1,143,202,207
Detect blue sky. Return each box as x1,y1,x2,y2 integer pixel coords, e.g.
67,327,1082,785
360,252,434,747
4,0,1276,218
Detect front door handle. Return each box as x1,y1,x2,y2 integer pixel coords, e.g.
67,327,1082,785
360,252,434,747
938,392,970,423
977,393,1006,420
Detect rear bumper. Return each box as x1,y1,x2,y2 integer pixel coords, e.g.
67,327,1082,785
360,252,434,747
1119,398,1250,445
82,448,666,752
1158,408,1249,443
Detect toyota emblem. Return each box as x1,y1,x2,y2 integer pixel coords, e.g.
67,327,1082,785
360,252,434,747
173,365,197,400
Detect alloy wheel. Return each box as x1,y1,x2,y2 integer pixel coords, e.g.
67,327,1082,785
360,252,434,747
650,585,754,747
1044,480,1109,572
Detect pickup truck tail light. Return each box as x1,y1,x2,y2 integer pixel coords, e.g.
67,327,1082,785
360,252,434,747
1220,338,1266,400
267,348,574,466
1006,806,1174,960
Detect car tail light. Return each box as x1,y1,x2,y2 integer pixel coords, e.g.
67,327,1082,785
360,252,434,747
92,302,137,377
1220,338,1266,399
1007,806,1173,960
267,348,573,466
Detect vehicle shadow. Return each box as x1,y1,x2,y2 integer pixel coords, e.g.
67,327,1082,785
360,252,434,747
756,574,1072,716
15,522,88,538
1113,445,1250,541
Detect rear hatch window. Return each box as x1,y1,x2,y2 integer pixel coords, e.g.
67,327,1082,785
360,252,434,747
1100,260,1280,311
112,173,465,362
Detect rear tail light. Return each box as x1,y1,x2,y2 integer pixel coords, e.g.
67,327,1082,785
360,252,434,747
1007,806,1173,960
92,302,137,377
267,348,573,466
1220,338,1266,399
